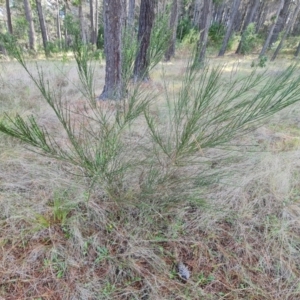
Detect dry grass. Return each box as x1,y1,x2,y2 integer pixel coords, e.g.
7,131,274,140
1,55,300,300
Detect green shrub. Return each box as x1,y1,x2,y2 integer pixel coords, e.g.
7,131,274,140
96,25,104,49
240,23,259,54
208,22,226,47
2,34,300,206
181,28,199,46
177,17,196,42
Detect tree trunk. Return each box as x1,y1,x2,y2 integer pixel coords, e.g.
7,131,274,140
94,0,99,44
99,0,124,100
271,3,300,61
24,0,36,51
127,0,135,31
164,0,178,61
270,0,292,46
218,0,241,56
193,0,202,27
197,0,213,63
236,0,260,54
133,0,155,81
64,5,68,49
259,0,284,57
79,2,86,43
295,40,300,57
56,0,62,49
90,0,95,44
256,1,267,33
213,2,225,24
36,0,49,55
6,0,13,34
237,2,249,32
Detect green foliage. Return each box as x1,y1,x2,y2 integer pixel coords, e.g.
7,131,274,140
72,39,97,104
208,22,226,47
2,36,300,206
148,12,172,71
46,39,62,54
64,14,80,38
181,28,199,46
96,25,104,49
13,16,28,43
240,23,259,55
122,30,138,84
177,17,196,42
251,56,268,68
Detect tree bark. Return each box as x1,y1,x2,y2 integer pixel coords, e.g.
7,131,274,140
36,0,49,55
24,0,36,51
259,0,284,57
94,0,99,44
218,0,241,56
256,1,267,33
271,3,300,61
56,0,62,49
6,0,13,34
133,0,155,81
270,0,292,46
193,0,202,27
127,0,135,31
89,0,95,44
197,0,213,63
164,0,178,61
79,2,86,44
295,40,300,57
99,0,124,100
236,0,260,54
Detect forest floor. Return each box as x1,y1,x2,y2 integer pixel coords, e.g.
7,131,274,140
1,54,300,299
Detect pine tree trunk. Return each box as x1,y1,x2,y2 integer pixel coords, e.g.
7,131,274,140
36,0,49,55
295,40,300,57
164,0,178,61
6,0,13,34
218,0,241,56
64,6,68,49
198,0,213,63
270,0,292,46
56,0,62,49
260,0,284,57
99,0,124,100
94,0,99,44
128,0,135,31
24,0,36,51
256,1,267,33
133,0,155,81
90,0,95,44
193,0,202,27
79,2,86,43
237,2,249,32
271,4,300,61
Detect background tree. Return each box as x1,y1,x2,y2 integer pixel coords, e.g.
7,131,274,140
236,0,260,54
127,0,135,32
164,0,179,61
271,1,300,61
270,0,292,46
6,0,13,34
197,0,213,63
23,0,36,50
133,0,155,81
260,0,284,57
36,0,49,55
99,0,124,100
218,0,241,56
